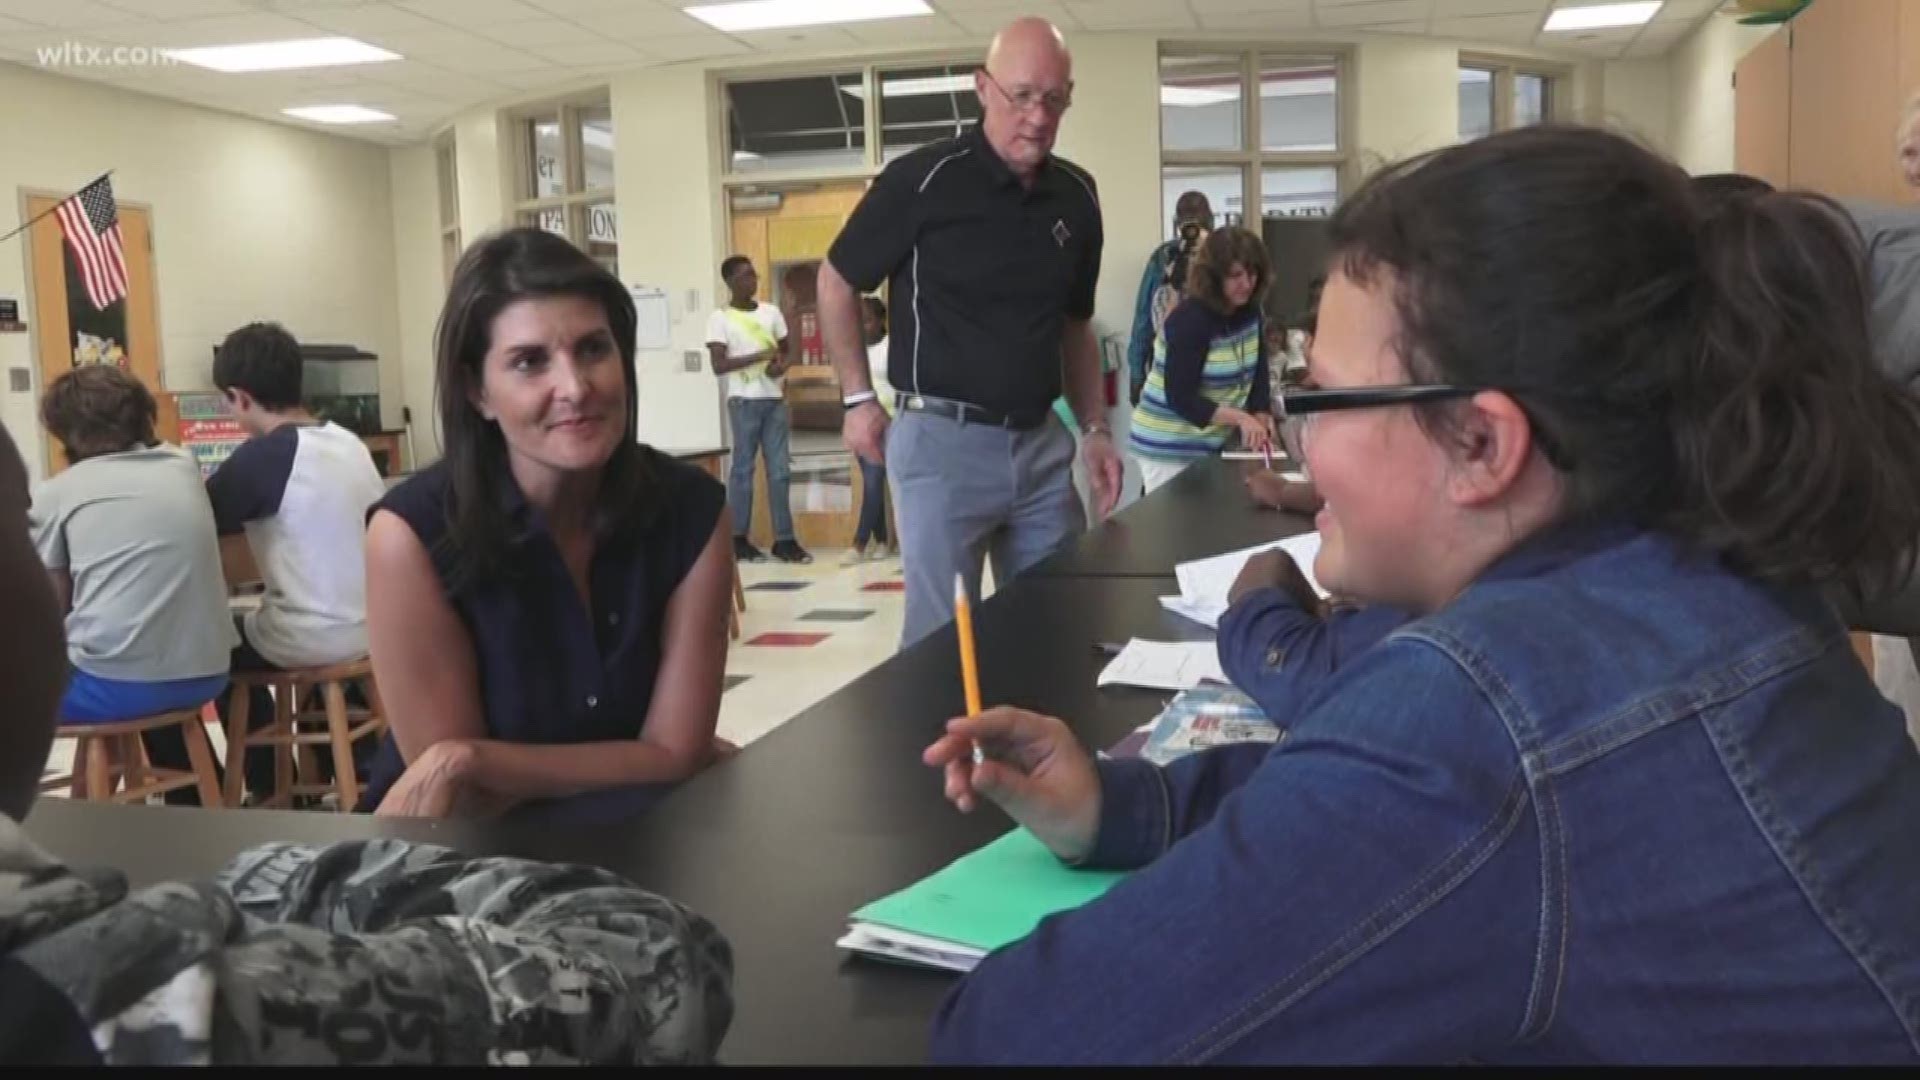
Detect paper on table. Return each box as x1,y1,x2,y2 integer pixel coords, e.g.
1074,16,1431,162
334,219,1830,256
1174,532,1327,608
843,828,1127,971
1096,638,1227,691
1159,594,1226,630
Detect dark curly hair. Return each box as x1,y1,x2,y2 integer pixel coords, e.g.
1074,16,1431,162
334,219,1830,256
40,364,157,463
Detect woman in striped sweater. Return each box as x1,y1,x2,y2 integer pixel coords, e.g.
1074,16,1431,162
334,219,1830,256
1128,226,1275,494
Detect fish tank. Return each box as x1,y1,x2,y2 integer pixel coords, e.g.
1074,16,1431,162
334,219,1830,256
302,345,382,435
211,342,382,435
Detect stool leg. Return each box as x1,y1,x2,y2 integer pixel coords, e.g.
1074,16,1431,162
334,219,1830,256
223,684,252,808
181,715,223,808
323,680,358,812
272,685,295,808
362,674,389,738
83,736,111,802
116,734,148,802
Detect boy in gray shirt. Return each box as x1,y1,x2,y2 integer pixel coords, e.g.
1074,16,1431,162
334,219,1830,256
29,364,235,802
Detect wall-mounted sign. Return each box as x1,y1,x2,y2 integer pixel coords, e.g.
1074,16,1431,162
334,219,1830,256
0,297,21,332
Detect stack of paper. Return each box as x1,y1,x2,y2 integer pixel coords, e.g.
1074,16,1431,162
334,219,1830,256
1160,532,1327,629
839,829,1127,973
1096,639,1227,691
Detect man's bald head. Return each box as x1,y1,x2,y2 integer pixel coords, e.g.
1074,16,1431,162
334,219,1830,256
975,17,1074,180
0,423,65,821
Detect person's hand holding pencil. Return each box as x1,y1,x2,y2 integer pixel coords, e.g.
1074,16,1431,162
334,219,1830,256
929,572,1103,862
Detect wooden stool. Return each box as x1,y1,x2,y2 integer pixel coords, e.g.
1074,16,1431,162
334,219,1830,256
224,658,387,812
42,709,222,806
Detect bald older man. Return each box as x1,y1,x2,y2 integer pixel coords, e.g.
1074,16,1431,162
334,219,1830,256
819,17,1123,648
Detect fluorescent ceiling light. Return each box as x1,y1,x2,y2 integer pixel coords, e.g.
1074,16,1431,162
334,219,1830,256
842,73,972,99
1543,2,1663,32
283,105,395,124
168,36,398,73
684,0,932,34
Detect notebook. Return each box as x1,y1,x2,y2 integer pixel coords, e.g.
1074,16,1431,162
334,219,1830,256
838,828,1128,973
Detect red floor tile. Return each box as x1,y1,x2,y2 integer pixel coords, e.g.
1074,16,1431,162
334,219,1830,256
745,631,830,648
862,580,906,593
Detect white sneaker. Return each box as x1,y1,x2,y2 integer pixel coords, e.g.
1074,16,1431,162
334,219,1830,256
840,547,868,567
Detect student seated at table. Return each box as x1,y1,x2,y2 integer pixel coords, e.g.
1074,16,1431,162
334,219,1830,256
361,227,733,823
208,321,387,802
1128,225,1276,495
922,126,1920,1064
0,421,734,1065
29,365,235,805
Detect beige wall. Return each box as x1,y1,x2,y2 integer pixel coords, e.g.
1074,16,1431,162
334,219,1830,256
1668,14,1780,175
387,142,442,465
1595,58,1673,152
1354,36,1463,171
0,60,402,480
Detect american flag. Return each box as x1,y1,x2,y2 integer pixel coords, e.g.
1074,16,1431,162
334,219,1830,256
54,175,128,311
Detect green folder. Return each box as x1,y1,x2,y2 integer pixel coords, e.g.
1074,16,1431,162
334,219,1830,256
851,828,1129,954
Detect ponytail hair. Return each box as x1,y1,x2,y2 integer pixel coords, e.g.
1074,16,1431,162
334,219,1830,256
1329,125,1920,590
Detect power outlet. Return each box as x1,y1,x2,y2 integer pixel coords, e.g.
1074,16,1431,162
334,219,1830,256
683,350,703,373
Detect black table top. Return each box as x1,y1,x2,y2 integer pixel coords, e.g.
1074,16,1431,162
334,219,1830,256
25,575,1209,1065
1034,456,1314,578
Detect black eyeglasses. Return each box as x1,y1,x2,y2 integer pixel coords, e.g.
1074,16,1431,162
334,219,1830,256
1276,384,1479,418
979,70,1073,115
1276,383,1574,469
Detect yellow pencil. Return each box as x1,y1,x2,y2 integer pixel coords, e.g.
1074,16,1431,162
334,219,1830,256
954,573,985,764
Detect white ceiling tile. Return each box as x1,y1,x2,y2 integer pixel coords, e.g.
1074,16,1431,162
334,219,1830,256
420,42,535,72
569,6,710,37
0,0,142,29
528,39,643,65
628,32,748,61
102,0,254,17
398,0,550,27
1371,18,1434,34
730,25,860,52
1429,0,1542,16
520,0,664,13
1189,0,1309,13
1315,0,1433,28
942,2,1080,34
340,27,502,56
472,17,600,47
253,1,382,9
0,12,37,32
1431,12,1540,43
1199,8,1318,31
95,12,324,47
842,12,970,44
283,4,452,38
1062,0,1193,30
487,64,580,89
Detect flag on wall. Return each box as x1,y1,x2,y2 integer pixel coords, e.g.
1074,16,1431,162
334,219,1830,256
54,175,129,311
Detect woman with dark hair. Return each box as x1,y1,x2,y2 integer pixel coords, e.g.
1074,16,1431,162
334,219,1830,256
1128,225,1276,494
924,127,1920,1062
362,228,734,822
30,363,235,802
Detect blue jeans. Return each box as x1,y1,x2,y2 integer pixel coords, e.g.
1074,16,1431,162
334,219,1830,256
854,458,888,548
62,667,229,806
727,396,794,542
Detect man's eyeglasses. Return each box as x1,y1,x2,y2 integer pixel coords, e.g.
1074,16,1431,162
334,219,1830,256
980,70,1072,116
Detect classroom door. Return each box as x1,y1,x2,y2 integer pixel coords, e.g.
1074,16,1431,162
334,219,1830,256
25,194,171,473
726,180,871,550
1733,30,1791,190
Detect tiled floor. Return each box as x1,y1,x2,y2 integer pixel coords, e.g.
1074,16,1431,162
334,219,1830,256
719,552,908,747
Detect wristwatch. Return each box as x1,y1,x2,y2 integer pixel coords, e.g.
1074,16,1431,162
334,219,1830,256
1081,420,1113,438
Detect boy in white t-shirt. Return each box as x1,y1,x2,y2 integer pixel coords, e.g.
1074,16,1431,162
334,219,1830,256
208,322,386,802
706,256,810,564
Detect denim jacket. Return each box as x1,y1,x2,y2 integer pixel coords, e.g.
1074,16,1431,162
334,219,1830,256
930,526,1920,1063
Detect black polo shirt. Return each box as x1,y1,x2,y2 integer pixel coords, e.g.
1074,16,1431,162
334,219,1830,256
828,123,1103,421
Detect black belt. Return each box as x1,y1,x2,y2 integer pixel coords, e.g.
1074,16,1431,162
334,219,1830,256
896,393,1049,431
